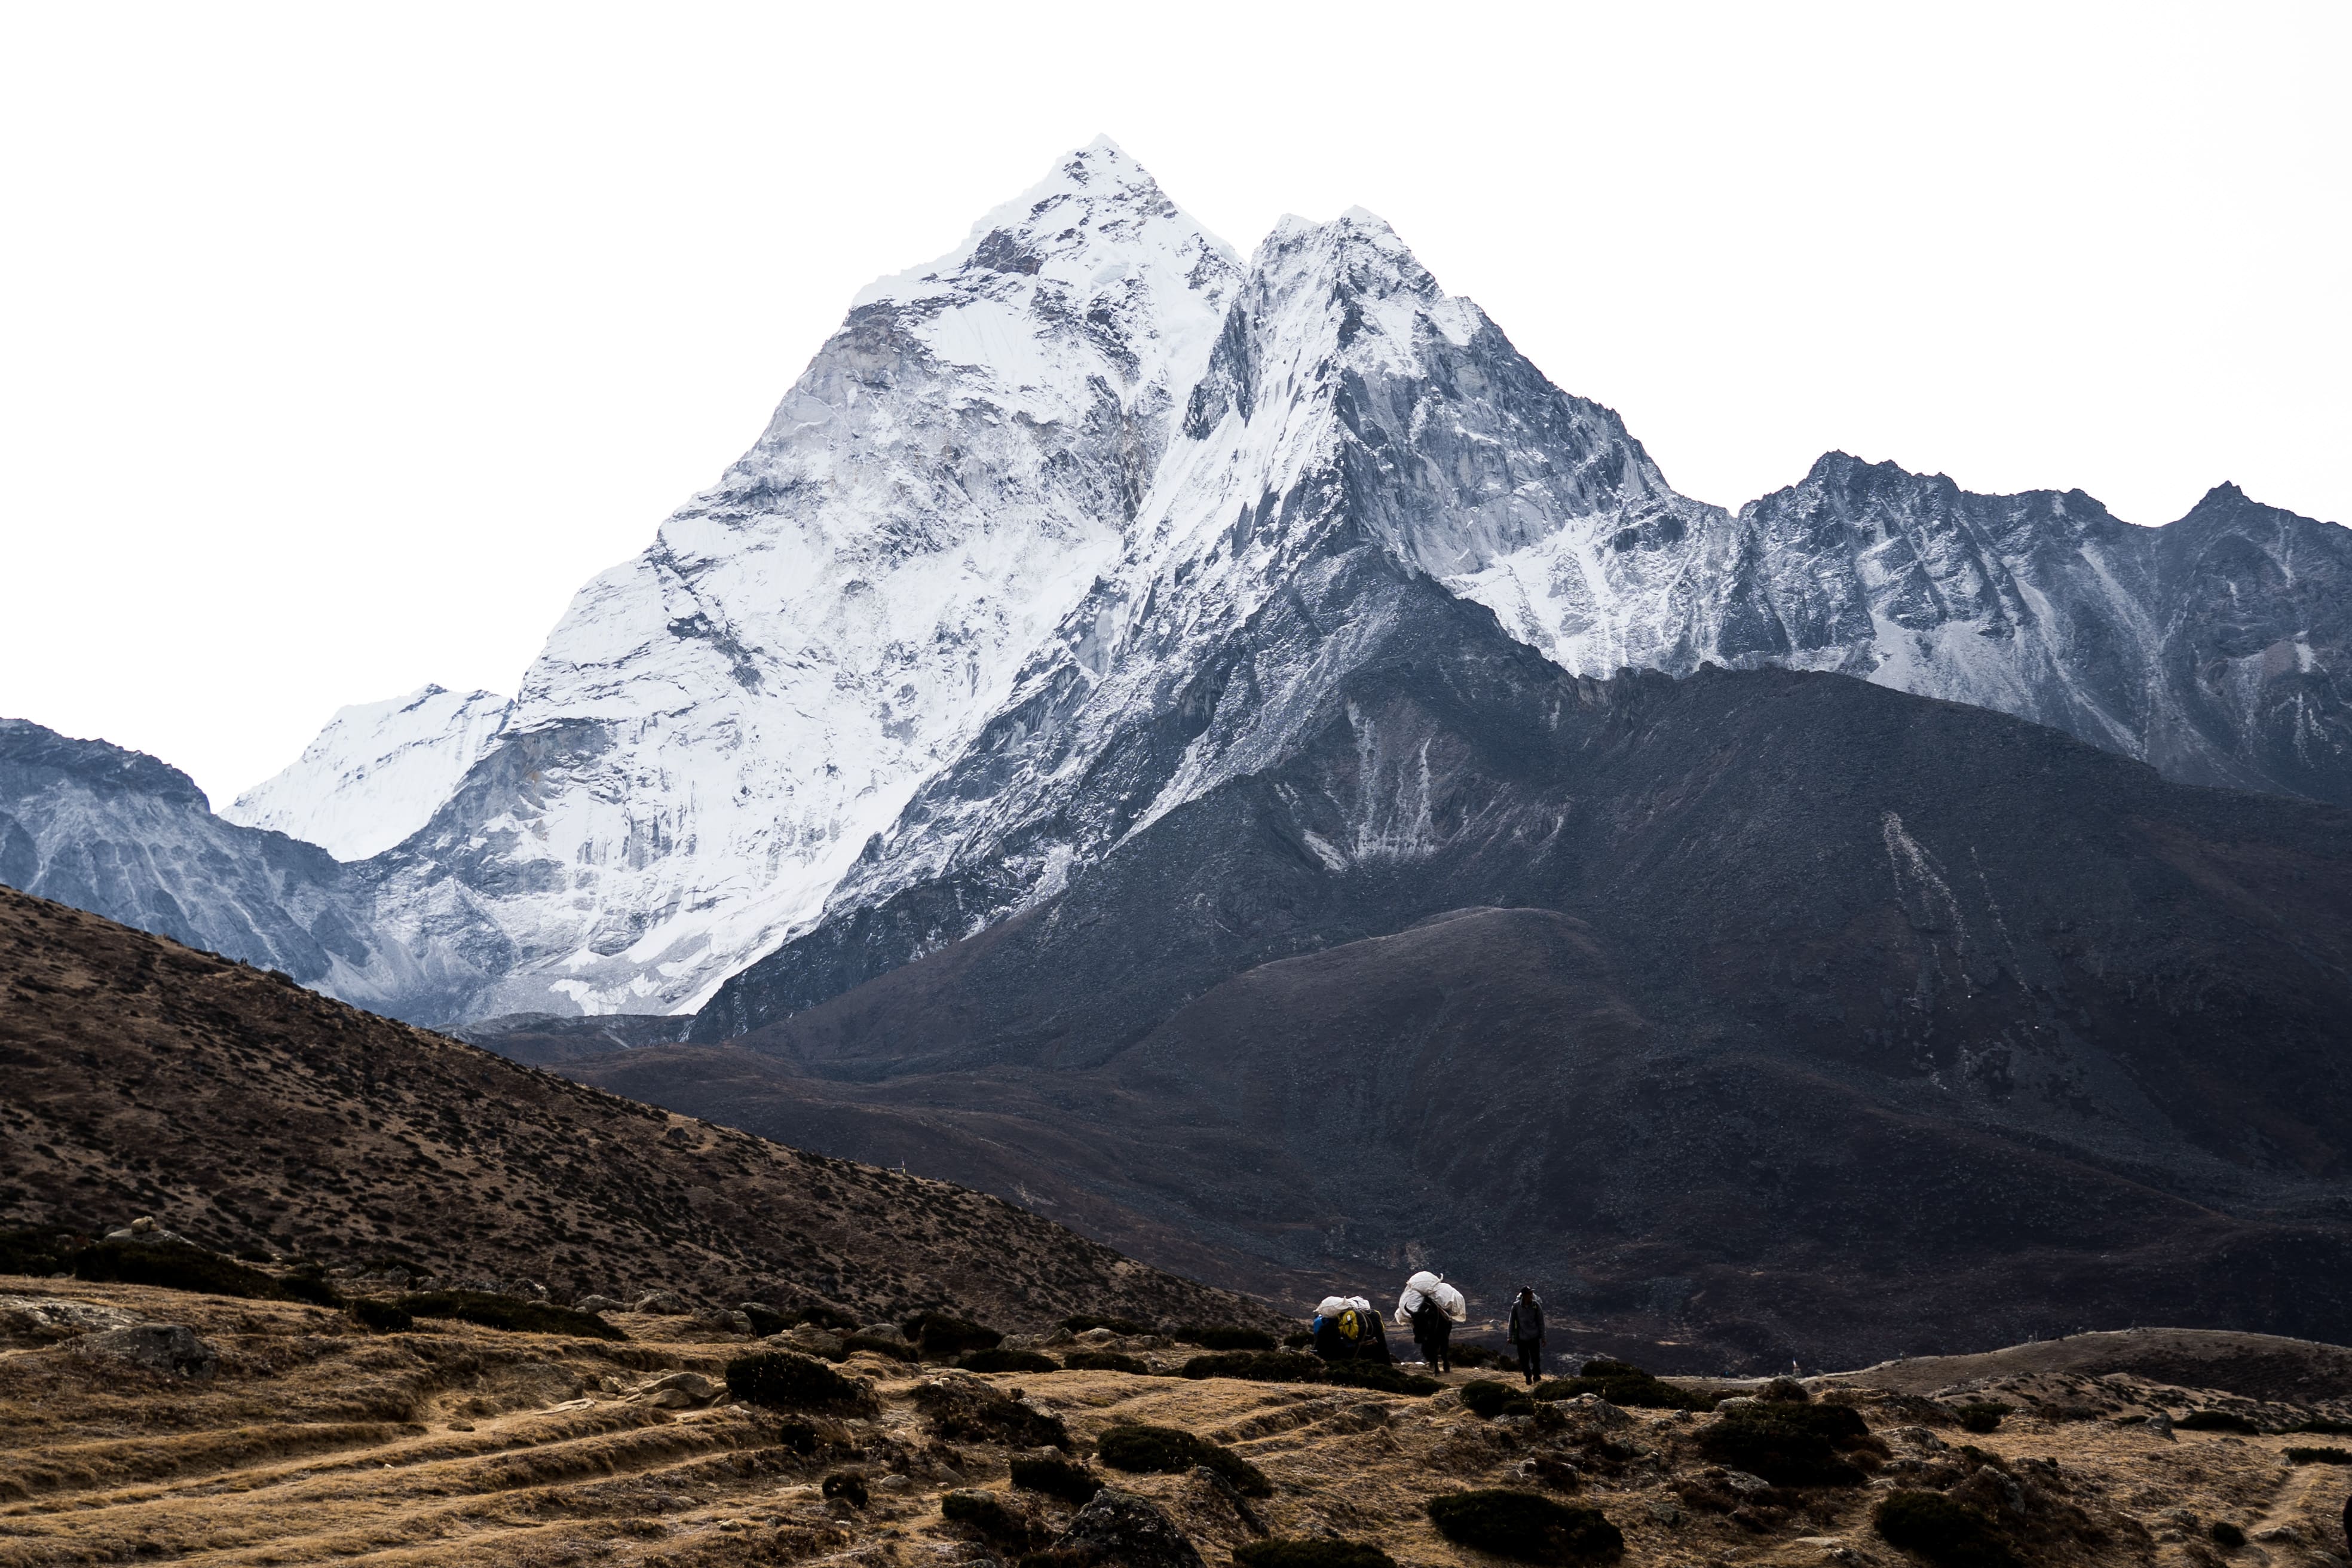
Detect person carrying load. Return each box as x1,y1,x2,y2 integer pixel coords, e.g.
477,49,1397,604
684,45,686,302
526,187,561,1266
1310,1294,1391,1364
1395,1270,1466,1373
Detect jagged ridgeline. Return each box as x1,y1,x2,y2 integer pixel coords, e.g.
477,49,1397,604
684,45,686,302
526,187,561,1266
5,140,2345,1033
4,141,2349,1370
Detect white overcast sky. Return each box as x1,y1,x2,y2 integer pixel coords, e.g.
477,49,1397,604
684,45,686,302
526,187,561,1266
2,1,2345,806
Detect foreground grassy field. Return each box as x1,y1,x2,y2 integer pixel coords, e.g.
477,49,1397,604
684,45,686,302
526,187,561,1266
10,1279,2352,1568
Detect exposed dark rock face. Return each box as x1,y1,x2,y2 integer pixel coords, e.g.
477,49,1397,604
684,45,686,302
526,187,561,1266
0,719,416,1007
635,549,2352,1367
1711,460,2352,805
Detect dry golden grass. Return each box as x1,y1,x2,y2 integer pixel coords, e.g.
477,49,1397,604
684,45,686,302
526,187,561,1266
9,1278,2352,1568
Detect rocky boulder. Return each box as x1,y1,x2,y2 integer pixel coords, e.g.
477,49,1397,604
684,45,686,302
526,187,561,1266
72,1322,218,1377
1045,1489,1204,1567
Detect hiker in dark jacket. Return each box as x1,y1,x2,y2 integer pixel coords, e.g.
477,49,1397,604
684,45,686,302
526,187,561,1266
1410,1298,1453,1373
1508,1286,1546,1386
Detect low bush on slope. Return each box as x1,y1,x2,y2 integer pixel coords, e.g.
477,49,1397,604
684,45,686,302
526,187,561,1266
1097,1423,1269,1496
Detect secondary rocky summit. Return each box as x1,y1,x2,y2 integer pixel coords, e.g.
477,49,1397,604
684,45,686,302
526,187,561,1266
23,139,2328,1031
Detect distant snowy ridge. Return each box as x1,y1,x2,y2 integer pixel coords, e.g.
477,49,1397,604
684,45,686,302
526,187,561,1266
198,142,2347,1031
223,685,510,860
699,202,2352,1034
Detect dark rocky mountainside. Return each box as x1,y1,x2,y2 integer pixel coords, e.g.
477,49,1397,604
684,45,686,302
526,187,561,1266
0,884,1270,1331
602,550,2352,1368
619,206,2352,1372
0,719,417,1006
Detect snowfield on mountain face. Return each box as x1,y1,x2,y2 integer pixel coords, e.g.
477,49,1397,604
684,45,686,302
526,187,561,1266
771,208,1732,961
354,139,1242,1021
700,199,2349,1039
207,142,2346,1030
223,685,512,860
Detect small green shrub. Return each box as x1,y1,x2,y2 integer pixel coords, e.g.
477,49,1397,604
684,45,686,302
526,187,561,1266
768,1417,820,1454
905,1311,1002,1357
1873,1489,2019,1568
73,1240,313,1302
2286,1446,2352,1465
725,1350,880,1414
1284,1330,1315,1350
1059,1313,1146,1335
942,1489,1041,1547
1010,1454,1101,1504
1696,1403,1870,1486
962,1347,1061,1374
1097,1423,1269,1496
1955,1401,2011,1434
0,1227,90,1275
1017,1550,1094,1568
841,1331,920,1361
349,1298,414,1333
2284,1417,2352,1435
1451,1343,1500,1368
793,1304,860,1331
397,1291,622,1340
1537,1359,1715,1409
822,1471,869,1507
1183,1349,1327,1385
277,1265,342,1307
2211,1522,2246,1548
1426,1490,1625,1561
1534,1360,1717,1410
2177,1409,2261,1434
1182,1325,1278,1351
1234,1540,1400,1568
1062,1350,1147,1375
1327,1360,1443,1396
913,1376,1071,1448
1462,1379,1538,1419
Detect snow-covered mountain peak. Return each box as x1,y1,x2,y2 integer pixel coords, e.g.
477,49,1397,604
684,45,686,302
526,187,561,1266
223,684,510,860
847,141,1239,413
351,147,1247,1020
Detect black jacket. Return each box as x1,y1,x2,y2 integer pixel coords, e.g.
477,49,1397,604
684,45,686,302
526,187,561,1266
1509,1297,1545,1345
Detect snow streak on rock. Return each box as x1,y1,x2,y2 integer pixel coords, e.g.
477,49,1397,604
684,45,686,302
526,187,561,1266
363,139,1241,1021
700,207,2350,1037
198,146,2348,1029
697,209,1719,1033
224,685,512,861
0,719,424,1009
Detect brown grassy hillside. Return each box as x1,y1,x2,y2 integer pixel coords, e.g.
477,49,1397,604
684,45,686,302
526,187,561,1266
0,885,1270,1330
6,1279,2352,1568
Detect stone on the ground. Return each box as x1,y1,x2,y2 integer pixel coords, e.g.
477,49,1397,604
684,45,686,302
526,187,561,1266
642,1371,716,1407
0,1294,143,1342
73,1322,218,1377
103,1216,191,1247
694,1306,754,1333
1048,1489,1205,1568
785,1326,846,1358
632,1290,690,1315
574,1294,624,1313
